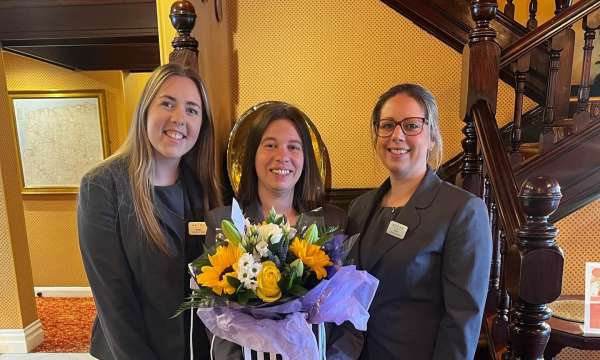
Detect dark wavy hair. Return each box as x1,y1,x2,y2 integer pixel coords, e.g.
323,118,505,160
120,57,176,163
237,102,324,213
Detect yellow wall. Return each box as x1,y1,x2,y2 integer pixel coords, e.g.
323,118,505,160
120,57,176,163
124,72,153,131
222,0,521,188
0,50,38,329
2,52,129,286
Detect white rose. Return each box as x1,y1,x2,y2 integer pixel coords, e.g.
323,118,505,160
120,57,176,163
255,240,270,258
257,223,283,244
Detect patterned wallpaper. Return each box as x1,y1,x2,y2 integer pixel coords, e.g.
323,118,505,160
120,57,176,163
0,157,22,328
226,0,525,188
2,52,125,287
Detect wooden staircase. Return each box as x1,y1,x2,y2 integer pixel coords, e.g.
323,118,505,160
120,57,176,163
383,0,600,358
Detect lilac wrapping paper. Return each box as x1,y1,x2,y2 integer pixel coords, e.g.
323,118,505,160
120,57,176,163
197,265,378,360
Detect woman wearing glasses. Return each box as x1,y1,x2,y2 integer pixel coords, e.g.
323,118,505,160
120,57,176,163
328,84,492,360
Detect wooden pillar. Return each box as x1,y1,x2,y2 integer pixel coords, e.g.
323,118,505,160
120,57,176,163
505,176,564,359
0,49,42,353
458,0,500,197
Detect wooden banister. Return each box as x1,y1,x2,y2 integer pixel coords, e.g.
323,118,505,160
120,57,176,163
470,100,524,246
500,0,600,68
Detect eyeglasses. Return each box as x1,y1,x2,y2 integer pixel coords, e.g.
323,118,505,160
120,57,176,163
374,117,428,137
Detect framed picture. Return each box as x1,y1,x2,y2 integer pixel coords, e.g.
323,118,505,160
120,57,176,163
8,90,109,194
584,262,600,336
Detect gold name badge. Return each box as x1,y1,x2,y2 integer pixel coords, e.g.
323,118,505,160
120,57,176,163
386,221,408,240
188,222,207,236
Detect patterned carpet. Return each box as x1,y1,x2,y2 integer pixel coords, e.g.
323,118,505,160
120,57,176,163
33,297,95,353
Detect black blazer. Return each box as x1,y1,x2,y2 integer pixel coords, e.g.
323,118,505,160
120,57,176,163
204,201,347,360
78,158,210,360
328,168,492,360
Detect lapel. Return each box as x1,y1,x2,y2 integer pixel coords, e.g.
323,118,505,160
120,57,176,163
361,168,442,272
180,163,204,221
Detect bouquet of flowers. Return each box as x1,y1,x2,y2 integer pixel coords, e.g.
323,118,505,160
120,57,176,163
178,203,378,360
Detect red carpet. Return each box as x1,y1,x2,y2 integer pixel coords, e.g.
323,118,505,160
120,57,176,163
33,297,96,353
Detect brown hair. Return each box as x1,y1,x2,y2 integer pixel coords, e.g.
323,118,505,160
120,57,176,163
371,83,443,169
237,102,324,213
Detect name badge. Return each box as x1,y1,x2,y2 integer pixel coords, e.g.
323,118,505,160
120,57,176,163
386,221,408,240
188,221,207,236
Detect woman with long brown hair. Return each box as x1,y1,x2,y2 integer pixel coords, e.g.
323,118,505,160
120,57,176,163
78,63,222,360
205,102,346,359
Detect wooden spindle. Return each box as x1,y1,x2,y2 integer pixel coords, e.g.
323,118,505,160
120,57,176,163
459,0,500,197
506,176,564,359
540,44,562,152
169,0,199,70
573,14,600,130
554,0,572,16
505,0,515,20
527,0,538,31
488,197,501,310
576,19,596,113
492,229,510,354
550,0,576,122
510,56,530,165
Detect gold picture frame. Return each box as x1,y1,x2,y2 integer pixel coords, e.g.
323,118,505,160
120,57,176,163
8,90,109,194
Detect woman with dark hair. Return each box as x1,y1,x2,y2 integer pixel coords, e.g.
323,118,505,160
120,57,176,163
78,63,222,360
206,102,346,359
328,84,492,360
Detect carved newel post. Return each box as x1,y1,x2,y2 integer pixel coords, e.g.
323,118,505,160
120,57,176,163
505,176,564,359
459,0,500,196
169,0,199,70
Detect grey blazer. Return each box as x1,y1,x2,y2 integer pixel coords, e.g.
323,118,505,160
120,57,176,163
204,201,347,360
78,158,210,360
328,168,492,360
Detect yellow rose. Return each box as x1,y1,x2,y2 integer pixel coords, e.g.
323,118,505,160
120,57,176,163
256,261,282,302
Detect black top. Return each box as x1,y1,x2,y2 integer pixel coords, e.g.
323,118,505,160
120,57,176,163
154,181,184,220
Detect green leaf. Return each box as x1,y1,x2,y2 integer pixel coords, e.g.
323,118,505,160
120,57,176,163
278,276,292,292
226,275,241,289
191,257,211,269
237,289,250,305
288,284,308,297
314,233,333,246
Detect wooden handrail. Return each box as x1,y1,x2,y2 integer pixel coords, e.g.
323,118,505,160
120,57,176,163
470,100,524,246
500,0,600,68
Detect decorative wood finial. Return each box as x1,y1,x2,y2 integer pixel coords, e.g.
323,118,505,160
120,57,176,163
170,1,199,53
470,0,498,43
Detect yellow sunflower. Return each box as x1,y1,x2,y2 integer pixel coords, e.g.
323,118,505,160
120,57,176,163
197,244,243,295
289,238,332,280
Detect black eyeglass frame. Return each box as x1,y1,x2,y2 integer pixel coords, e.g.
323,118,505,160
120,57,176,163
373,117,429,137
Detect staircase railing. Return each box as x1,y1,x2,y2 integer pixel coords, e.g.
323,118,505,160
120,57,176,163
500,0,600,67
457,0,589,358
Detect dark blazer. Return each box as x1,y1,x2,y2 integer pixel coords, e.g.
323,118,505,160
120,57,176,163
78,158,210,360
328,168,492,360
204,201,347,360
